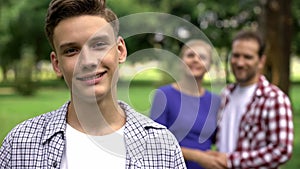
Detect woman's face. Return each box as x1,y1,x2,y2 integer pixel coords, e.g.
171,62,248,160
181,44,211,79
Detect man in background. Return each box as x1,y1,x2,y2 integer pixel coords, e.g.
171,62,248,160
213,30,294,169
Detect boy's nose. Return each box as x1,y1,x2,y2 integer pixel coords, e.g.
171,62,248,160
78,48,100,71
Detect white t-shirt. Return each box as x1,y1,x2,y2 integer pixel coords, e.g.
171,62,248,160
60,124,126,169
218,84,257,153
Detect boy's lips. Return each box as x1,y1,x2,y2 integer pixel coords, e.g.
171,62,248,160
76,71,107,81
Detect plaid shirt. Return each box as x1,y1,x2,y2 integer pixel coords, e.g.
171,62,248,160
217,75,294,169
0,101,186,169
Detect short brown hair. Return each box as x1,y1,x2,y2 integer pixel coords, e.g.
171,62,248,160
232,30,265,58
45,0,119,49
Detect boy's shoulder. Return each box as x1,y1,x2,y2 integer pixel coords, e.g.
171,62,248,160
120,101,180,158
120,100,177,143
3,102,68,143
119,100,166,130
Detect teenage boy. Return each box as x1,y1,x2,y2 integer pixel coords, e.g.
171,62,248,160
0,0,186,168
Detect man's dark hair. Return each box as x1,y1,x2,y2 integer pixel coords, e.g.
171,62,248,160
232,30,265,58
45,0,119,49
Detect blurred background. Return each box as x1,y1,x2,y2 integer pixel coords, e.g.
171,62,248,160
0,0,299,168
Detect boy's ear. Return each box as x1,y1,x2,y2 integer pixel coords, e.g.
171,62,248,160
117,37,127,63
50,51,63,77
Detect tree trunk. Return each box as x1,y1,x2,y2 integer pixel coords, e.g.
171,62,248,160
0,65,8,82
260,0,292,95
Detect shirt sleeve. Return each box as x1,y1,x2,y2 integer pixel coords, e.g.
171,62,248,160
174,140,188,168
0,133,12,168
228,94,294,168
167,130,187,169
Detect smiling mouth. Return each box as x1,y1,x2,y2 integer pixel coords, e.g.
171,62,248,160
76,71,107,81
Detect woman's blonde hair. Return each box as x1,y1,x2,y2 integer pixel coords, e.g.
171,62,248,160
180,39,212,62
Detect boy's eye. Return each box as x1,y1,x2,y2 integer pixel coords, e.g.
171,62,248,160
63,48,79,56
92,41,107,49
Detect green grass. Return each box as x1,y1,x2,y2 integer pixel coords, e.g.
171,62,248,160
0,83,299,169
118,83,157,115
281,84,300,169
0,83,155,141
0,87,70,141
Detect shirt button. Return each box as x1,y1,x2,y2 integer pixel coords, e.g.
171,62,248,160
53,161,58,168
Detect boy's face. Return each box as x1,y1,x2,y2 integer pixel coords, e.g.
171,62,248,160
50,15,127,100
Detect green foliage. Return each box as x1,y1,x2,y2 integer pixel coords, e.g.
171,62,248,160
152,70,175,88
108,0,262,63
291,0,300,56
0,0,299,93
107,0,155,16
0,0,51,72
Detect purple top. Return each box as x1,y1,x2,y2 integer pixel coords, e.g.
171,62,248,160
150,85,221,169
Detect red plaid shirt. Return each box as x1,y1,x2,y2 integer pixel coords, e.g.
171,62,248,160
217,75,294,169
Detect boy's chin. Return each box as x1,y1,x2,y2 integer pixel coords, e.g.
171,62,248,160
72,88,106,102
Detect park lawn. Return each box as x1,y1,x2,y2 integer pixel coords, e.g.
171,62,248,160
117,83,157,115
282,84,300,169
0,84,154,141
0,83,299,169
0,88,70,141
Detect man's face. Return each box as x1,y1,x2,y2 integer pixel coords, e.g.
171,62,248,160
230,39,265,86
181,45,211,79
50,15,127,100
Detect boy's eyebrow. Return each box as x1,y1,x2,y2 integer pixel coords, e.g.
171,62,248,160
87,34,112,44
88,35,110,42
58,33,114,51
59,42,78,50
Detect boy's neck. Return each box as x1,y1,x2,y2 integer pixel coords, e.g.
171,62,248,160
66,98,126,136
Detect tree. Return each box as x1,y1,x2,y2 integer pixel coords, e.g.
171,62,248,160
139,0,293,94
0,0,51,95
291,0,300,56
137,0,260,83
0,0,17,81
0,1,50,82
0,0,296,95
260,0,292,94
